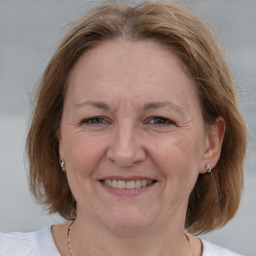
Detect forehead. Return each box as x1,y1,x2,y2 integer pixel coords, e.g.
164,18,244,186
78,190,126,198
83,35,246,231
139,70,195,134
69,39,191,83
66,39,199,111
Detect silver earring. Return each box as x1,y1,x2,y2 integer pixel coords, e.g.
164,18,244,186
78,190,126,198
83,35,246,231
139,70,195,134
59,158,65,168
205,163,211,173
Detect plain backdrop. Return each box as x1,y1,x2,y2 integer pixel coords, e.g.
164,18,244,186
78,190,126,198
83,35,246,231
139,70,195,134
0,0,256,255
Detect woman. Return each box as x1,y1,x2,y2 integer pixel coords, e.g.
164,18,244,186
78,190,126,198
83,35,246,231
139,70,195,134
0,1,247,256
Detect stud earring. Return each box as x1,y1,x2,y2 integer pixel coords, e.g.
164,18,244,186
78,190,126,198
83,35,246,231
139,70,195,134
205,163,211,173
59,158,65,168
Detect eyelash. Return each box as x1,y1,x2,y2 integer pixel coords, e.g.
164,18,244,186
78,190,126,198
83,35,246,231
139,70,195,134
147,116,174,126
80,116,174,127
80,117,109,125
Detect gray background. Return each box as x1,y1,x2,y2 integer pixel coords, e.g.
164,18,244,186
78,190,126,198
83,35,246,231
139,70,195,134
0,0,255,255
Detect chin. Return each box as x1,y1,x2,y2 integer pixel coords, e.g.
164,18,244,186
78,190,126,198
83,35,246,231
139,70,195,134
105,219,152,234
99,208,158,234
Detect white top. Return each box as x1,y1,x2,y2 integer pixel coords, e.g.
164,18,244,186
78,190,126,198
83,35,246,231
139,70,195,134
0,226,244,256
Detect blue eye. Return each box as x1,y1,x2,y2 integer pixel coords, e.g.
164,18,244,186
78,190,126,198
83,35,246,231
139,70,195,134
148,117,173,125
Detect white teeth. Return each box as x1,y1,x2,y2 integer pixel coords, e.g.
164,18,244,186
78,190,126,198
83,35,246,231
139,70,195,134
141,180,147,187
135,180,142,188
103,179,155,189
112,180,117,188
147,180,153,185
117,180,126,189
126,181,136,189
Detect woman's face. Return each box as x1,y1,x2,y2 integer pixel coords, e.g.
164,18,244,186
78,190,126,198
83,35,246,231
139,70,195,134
59,39,211,233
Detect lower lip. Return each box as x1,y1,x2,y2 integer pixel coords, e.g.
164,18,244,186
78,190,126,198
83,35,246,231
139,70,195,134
100,181,156,196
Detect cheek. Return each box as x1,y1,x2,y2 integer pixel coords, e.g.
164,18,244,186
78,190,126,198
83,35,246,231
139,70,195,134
63,134,107,203
159,133,203,167
63,132,106,179
153,132,204,188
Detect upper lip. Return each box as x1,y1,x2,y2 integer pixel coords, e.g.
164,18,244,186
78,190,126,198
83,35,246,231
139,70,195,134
99,176,157,181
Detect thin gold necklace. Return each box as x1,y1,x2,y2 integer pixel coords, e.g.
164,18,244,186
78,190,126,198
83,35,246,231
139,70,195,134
67,220,75,256
67,220,193,256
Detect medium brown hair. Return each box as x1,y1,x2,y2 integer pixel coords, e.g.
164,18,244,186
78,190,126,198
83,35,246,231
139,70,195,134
27,1,247,234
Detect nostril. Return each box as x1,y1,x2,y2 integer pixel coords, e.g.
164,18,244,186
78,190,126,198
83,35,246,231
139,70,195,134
106,147,146,167
105,128,146,166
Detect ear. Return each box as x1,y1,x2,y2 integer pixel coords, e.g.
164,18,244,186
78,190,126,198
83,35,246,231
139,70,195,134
57,128,66,171
199,117,226,174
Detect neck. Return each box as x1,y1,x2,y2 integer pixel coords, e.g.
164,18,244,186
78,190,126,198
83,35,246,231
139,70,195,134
69,213,192,256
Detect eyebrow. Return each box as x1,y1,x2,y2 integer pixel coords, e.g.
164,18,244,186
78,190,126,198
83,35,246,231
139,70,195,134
74,100,184,114
74,100,110,110
143,101,184,114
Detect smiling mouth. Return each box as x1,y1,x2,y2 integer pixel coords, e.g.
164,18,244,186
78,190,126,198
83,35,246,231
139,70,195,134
100,179,157,189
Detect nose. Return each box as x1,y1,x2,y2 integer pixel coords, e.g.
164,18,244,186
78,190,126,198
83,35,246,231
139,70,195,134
106,123,146,167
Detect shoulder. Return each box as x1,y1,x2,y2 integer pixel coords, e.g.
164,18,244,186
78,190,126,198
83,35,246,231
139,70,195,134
0,226,60,256
202,239,244,256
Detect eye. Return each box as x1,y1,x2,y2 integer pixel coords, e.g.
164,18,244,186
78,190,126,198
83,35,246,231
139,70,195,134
147,116,174,125
81,116,108,125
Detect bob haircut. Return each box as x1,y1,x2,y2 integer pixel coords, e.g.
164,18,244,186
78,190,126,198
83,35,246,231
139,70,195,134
27,1,247,234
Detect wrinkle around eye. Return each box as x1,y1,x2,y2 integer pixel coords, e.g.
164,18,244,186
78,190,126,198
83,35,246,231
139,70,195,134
142,117,177,134
77,116,114,133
